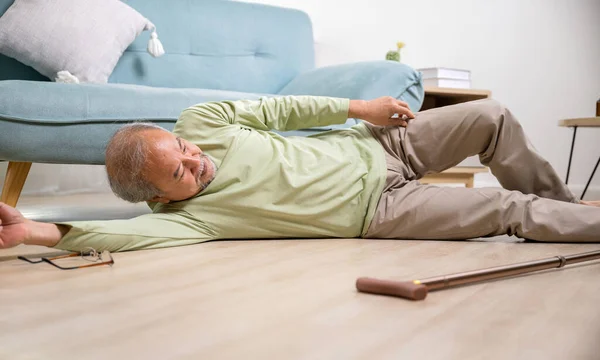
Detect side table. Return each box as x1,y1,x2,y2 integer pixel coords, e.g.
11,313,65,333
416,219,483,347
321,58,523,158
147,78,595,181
559,117,600,199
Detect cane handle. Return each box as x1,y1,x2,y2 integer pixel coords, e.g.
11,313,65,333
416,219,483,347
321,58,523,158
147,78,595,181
356,277,428,301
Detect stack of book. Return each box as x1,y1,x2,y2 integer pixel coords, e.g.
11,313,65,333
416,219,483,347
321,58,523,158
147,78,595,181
417,67,471,89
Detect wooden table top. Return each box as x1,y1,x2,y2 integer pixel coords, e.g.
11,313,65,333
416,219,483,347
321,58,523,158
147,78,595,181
558,117,600,127
424,87,492,97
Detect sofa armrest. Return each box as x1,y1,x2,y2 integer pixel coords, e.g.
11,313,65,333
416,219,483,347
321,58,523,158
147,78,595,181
278,61,424,113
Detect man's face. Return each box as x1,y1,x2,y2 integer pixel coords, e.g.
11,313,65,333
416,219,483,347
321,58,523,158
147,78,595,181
142,129,217,203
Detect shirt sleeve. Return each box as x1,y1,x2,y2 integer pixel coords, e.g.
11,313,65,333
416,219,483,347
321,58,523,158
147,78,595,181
177,95,350,133
53,212,217,252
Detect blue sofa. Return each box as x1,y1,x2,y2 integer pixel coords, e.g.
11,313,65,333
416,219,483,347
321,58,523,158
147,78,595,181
0,0,424,206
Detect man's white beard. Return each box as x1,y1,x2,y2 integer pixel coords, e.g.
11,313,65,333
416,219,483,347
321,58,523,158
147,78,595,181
197,155,217,190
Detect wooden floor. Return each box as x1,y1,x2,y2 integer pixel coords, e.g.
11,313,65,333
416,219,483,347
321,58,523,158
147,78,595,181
2,238,599,359
1,194,600,359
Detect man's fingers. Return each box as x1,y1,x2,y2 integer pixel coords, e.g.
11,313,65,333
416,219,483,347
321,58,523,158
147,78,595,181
391,103,415,119
0,202,11,217
392,103,415,118
386,115,409,127
0,202,22,225
0,202,6,227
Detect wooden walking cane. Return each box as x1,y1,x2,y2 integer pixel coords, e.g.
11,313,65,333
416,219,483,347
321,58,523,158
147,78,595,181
356,249,600,301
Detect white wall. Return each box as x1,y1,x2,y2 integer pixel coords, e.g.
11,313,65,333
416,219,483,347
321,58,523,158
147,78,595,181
245,0,600,196
2,0,599,198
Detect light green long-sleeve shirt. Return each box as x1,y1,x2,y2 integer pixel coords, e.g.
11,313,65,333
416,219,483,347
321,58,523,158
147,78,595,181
55,96,387,252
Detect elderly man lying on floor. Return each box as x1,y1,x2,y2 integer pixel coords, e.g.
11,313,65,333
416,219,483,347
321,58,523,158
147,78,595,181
1,96,599,252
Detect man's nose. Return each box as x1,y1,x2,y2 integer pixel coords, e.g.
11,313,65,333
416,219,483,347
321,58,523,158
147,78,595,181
182,154,201,168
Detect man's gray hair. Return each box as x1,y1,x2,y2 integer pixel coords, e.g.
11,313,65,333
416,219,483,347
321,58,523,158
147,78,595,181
105,122,166,203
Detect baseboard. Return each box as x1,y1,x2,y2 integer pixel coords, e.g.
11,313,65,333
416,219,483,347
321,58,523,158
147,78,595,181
565,184,600,201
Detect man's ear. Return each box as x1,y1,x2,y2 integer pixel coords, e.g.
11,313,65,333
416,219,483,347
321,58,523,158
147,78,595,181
150,196,170,204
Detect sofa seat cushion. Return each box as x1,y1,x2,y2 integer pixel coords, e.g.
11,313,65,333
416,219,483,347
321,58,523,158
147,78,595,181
0,81,358,164
0,80,267,164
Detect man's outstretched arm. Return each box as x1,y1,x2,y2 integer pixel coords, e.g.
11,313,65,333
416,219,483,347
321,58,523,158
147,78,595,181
177,95,415,135
0,202,215,252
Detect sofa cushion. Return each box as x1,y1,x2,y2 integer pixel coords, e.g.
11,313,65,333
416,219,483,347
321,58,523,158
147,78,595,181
0,81,358,164
0,81,266,164
279,61,424,112
278,61,425,131
0,0,160,83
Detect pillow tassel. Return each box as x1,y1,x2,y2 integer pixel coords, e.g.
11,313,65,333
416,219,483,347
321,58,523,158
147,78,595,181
145,21,165,58
55,70,80,83
147,30,165,57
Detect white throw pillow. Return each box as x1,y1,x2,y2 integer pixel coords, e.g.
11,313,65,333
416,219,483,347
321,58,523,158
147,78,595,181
0,0,164,83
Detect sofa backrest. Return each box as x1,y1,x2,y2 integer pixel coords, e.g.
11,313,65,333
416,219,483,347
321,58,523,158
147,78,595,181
0,0,315,94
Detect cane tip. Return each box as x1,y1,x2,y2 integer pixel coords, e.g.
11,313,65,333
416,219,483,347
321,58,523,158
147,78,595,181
356,277,428,301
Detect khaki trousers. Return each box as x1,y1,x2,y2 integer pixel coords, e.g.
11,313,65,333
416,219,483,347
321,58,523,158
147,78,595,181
364,99,600,242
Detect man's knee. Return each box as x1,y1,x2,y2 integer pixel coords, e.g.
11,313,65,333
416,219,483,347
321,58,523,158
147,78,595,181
473,98,506,118
470,99,520,131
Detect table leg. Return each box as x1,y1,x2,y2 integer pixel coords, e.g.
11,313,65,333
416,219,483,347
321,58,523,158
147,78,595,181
581,156,600,200
466,175,474,188
565,126,577,184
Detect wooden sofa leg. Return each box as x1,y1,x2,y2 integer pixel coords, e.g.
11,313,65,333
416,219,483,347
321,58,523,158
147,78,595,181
1,161,32,207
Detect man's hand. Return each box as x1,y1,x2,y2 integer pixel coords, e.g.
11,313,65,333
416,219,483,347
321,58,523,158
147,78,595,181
349,96,415,127
0,202,68,249
0,202,29,249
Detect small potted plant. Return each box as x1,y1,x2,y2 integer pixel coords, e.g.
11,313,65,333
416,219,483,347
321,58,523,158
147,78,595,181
385,41,405,62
